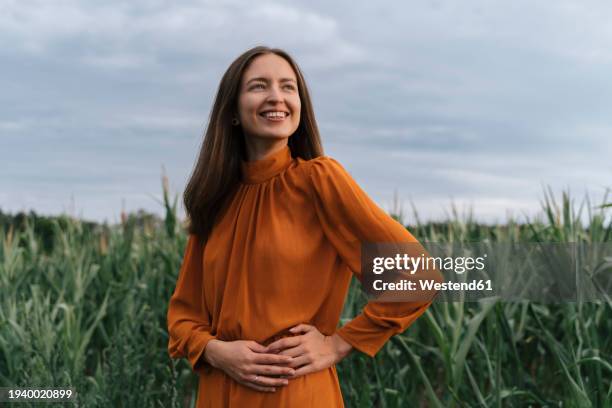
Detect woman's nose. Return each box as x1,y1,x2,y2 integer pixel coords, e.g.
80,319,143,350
266,85,283,101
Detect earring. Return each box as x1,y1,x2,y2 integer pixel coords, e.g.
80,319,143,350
231,117,240,126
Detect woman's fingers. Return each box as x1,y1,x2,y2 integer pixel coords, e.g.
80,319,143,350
287,363,316,379
251,363,295,377
226,369,278,393
275,344,304,359
246,341,269,353
248,373,290,387
285,354,310,370
290,323,316,333
266,336,301,353
252,351,294,366
239,380,277,393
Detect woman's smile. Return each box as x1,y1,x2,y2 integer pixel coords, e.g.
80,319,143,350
259,111,290,123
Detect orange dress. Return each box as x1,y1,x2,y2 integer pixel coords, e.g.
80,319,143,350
167,144,436,407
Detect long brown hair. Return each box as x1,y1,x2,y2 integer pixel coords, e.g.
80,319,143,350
183,46,324,241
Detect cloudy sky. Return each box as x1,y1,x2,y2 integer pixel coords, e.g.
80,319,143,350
2,0,611,226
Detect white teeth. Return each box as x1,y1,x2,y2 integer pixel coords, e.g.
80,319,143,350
263,111,287,118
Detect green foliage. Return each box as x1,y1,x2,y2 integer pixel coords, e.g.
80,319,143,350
0,185,611,407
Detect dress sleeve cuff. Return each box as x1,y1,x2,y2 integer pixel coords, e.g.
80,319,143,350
188,331,217,375
335,314,396,358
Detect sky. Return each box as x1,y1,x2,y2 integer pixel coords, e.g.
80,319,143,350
2,0,612,226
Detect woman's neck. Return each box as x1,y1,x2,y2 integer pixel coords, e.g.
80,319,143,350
243,137,289,162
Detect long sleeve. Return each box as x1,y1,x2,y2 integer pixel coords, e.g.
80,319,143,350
307,156,441,358
167,233,216,374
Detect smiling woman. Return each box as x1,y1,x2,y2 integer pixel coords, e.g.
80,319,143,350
236,53,302,159
166,45,440,407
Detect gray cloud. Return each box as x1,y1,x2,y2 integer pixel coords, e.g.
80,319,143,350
1,0,611,225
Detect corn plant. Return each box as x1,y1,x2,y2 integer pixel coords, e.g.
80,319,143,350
0,182,610,407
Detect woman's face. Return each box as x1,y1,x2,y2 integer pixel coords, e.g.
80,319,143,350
237,53,301,142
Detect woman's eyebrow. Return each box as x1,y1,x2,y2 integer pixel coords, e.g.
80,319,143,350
246,77,297,84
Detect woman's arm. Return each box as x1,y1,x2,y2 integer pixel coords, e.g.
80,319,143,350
167,233,217,374
307,156,443,358
265,156,441,377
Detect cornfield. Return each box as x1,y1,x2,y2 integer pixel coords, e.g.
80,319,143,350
0,182,610,407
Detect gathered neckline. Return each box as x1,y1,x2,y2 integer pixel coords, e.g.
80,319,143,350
240,144,293,184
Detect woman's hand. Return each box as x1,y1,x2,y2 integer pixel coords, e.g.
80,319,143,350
204,339,296,393
264,324,353,379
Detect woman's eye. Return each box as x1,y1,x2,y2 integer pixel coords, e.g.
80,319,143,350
250,83,295,91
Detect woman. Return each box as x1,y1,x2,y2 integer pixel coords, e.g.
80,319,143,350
167,45,440,407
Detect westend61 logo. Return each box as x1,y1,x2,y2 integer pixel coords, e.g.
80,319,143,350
360,242,612,303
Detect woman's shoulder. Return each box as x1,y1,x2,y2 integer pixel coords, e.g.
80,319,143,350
295,154,349,179
291,154,355,193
